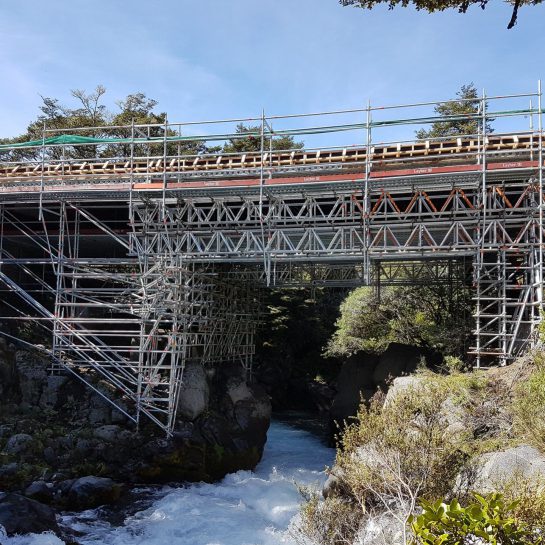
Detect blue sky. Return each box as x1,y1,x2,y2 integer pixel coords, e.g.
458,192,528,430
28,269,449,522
1,0,544,144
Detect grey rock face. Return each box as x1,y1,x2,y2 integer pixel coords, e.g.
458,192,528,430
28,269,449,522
384,376,423,406
5,433,34,455
356,511,406,545
177,362,209,421
15,351,48,406
0,341,273,490
39,375,68,409
0,492,59,536
227,378,254,405
67,476,121,509
471,445,545,493
24,481,54,503
322,467,346,499
88,395,112,425
93,424,132,443
330,344,428,434
372,344,423,387
330,351,379,429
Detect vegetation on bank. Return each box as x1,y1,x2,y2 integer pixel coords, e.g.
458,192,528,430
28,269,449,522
295,349,545,545
326,284,471,358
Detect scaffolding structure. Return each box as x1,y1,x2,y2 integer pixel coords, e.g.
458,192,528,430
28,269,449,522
0,84,543,433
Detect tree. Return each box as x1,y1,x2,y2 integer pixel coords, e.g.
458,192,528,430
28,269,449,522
2,86,110,161
415,83,493,140
106,92,206,158
325,283,471,357
222,123,304,154
339,0,542,29
1,87,207,162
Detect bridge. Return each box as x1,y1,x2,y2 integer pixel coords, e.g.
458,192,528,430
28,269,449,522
0,86,543,435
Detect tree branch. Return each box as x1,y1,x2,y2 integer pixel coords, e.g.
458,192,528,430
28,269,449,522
507,0,521,28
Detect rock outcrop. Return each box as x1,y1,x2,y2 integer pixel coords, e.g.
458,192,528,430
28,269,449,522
0,493,59,536
329,343,437,435
470,445,545,493
0,337,272,510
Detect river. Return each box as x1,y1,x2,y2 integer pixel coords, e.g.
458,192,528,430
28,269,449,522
1,420,334,545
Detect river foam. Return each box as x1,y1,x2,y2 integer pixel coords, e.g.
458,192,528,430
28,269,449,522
2,421,334,545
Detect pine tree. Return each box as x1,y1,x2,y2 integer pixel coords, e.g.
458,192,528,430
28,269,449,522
415,83,493,140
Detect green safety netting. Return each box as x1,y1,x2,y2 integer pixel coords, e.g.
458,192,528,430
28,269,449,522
0,108,540,151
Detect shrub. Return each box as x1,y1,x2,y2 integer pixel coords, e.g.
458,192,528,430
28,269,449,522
498,475,545,533
325,284,471,358
512,364,545,450
410,493,542,545
296,379,474,544
337,382,470,506
293,490,360,545
443,355,467,373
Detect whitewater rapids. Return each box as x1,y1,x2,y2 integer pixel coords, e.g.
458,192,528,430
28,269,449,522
1,420,334,545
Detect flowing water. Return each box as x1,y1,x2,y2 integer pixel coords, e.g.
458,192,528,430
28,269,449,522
1,420,334,545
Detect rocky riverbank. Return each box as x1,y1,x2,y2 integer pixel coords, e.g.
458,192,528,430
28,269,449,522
300,354,545,545
0,337,271,537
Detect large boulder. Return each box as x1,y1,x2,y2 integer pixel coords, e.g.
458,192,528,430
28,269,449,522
384,376,423,406
5,433,34,455
24,481,54,504
94,424,132,443
177,362,209,421
471,445,545,493
67,476,121,509
227,377,271,439
0,492,59,536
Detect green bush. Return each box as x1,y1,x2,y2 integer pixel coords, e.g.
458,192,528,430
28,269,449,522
443,355,467,373
410,493,541,545
293,491,360,545
296,378,474,545
337,380,470,506
295,367,544,545
499,477,545,532
512,362,545,450
325,284,471,357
